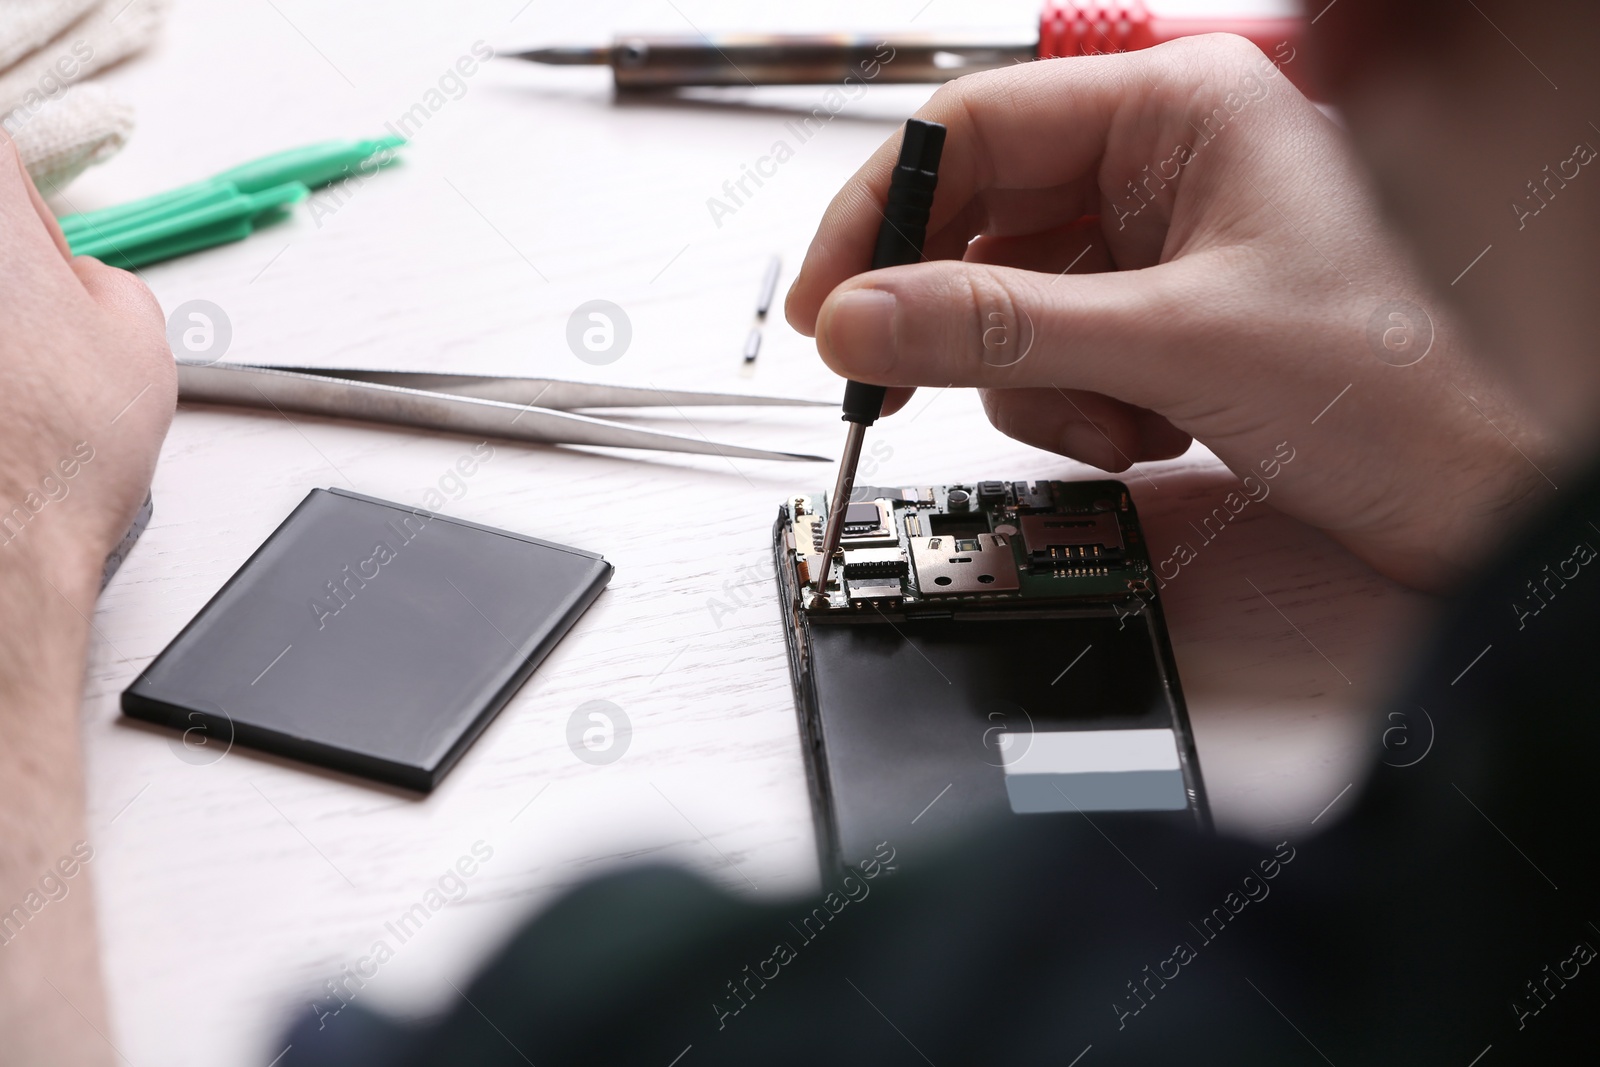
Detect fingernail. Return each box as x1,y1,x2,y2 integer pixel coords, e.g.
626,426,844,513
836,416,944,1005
822,288,898,376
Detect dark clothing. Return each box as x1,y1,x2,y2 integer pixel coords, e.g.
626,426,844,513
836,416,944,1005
285,465,1600,1065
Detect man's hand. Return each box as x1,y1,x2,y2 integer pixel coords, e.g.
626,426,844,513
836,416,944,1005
0,130,175,592
787,35,1549,591
0,128,175,1067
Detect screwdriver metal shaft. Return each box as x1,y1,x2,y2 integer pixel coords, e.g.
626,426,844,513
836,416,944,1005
815,422,867,599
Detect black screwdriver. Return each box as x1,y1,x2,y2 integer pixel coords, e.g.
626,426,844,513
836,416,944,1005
813,118,946,603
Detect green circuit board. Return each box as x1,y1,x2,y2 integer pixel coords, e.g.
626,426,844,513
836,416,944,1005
783,479,1155,614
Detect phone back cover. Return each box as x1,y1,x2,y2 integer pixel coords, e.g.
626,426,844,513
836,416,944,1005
772,510,1206,870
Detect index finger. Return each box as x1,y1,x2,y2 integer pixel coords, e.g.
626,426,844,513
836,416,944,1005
784,51,1146,337
787,34,1273,334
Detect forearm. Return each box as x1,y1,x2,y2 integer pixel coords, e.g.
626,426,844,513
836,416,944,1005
0,127,176,1067
0,535,111,1067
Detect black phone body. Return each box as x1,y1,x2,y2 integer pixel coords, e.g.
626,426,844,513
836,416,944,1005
773,480,1208,871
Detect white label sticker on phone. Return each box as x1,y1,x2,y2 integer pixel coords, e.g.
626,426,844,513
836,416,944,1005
999,728,1188,813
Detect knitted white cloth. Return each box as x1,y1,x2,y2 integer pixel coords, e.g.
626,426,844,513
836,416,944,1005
0,0,99,70
8,82,132,189
0,0,166,191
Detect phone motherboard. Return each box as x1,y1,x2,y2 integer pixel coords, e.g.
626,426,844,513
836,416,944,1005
781,479,1155,616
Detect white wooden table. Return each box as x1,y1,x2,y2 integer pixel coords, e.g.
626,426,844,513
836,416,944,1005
62,1,1423,1063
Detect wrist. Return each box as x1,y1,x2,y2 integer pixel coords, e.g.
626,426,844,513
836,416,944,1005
1342,411,1555,592
0,501,109,615
0,531,98,692
1424,441,1553,585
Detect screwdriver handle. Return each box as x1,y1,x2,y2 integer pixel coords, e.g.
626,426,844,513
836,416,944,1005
841,118,946,426
1037,1,1309,92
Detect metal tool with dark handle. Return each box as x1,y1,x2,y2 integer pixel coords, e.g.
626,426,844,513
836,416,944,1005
814,118,947,599
511,3,1310,94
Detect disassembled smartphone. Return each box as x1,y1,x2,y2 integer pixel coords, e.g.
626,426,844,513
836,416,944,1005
773,479,1208,870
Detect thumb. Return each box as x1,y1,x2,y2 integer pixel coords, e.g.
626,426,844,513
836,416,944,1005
813,255,1225,415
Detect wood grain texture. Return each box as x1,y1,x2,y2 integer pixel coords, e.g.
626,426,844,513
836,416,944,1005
57,1,1408,1063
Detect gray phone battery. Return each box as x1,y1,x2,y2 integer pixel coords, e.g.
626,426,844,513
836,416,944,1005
123,488,612,790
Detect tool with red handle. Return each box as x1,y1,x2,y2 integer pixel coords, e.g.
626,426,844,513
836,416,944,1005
511,2,1308,92
1037,1,1302,67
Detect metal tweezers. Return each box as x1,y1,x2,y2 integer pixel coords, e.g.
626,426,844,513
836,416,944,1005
177,361,832,462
